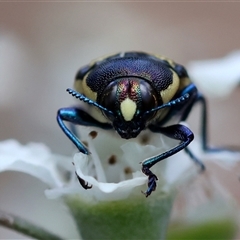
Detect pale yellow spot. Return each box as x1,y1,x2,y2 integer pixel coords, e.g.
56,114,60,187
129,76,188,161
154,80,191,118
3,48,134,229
74,80,84,94
74,73,108,123
160,70,180,103
120,98,137,121
153,53,175,68
74,72,97,101
179,77,191,91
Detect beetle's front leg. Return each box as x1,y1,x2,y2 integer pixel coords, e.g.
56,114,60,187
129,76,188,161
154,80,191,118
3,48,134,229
57,107,112,189
142,124,195,197
57,107,90,154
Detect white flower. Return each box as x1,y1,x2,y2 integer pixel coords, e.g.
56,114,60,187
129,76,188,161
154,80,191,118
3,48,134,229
0,127,200,239
188,50,240,98
0,129,195,202
1,51,240,239
1,124,240,203
1,127,240,240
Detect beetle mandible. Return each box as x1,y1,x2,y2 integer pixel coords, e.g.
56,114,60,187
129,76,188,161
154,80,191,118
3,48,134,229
57,51,209,197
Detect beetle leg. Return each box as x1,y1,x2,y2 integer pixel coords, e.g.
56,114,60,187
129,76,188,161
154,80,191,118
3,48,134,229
57,107,112,189
184,147,205,171
180,93,221,152
176,87,222,152
196,94,240,152
142,124,196,197
141,167,158,197
195,94,209,151
57,108,90,154
179,92,208,151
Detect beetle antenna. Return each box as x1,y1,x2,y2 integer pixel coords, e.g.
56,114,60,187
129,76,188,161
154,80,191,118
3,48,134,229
66,88,114,116
144,93,190,117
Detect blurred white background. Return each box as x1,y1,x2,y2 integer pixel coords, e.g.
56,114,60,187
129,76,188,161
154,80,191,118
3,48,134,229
0,2,240,239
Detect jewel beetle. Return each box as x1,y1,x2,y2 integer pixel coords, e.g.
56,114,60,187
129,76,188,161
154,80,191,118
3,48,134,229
57,51,209,197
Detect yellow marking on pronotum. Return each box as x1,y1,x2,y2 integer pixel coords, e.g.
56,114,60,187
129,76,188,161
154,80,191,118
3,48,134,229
120,98,137,121
160,70,180,103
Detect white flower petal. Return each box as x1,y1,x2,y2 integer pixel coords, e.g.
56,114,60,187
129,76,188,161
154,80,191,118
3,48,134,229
0,139,71,187
188,51,240,97
73,153,147,201
2,123,239,203
49,127,204,201
120,130,199,187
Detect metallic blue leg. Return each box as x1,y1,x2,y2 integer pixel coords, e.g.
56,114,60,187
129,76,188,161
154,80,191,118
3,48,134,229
142,124,194,197
194,94,208,151
196,95,239,152
57,107,112,153
180,92,209,151
184,147,205,171
57,108,90,154
181,93,223,152
57,107,112,189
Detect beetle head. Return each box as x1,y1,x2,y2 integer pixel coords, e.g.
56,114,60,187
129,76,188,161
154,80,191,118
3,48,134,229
99,78,160,139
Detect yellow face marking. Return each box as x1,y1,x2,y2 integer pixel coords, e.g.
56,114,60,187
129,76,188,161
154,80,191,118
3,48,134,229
160,70,180,103
120,98,137,121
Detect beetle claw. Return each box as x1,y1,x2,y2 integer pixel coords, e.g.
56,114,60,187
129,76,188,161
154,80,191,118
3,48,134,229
75,172,92,189
141,166,158,197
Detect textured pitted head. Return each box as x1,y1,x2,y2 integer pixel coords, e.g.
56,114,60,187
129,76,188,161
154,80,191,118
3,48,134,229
99,77,160,139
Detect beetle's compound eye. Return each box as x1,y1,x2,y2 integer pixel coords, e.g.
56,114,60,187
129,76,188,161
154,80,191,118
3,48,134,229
99,81,118,120
138,80,159,119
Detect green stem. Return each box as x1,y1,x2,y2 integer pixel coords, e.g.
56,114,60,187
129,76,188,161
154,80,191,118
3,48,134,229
66,188,175,240
0,209,63,240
